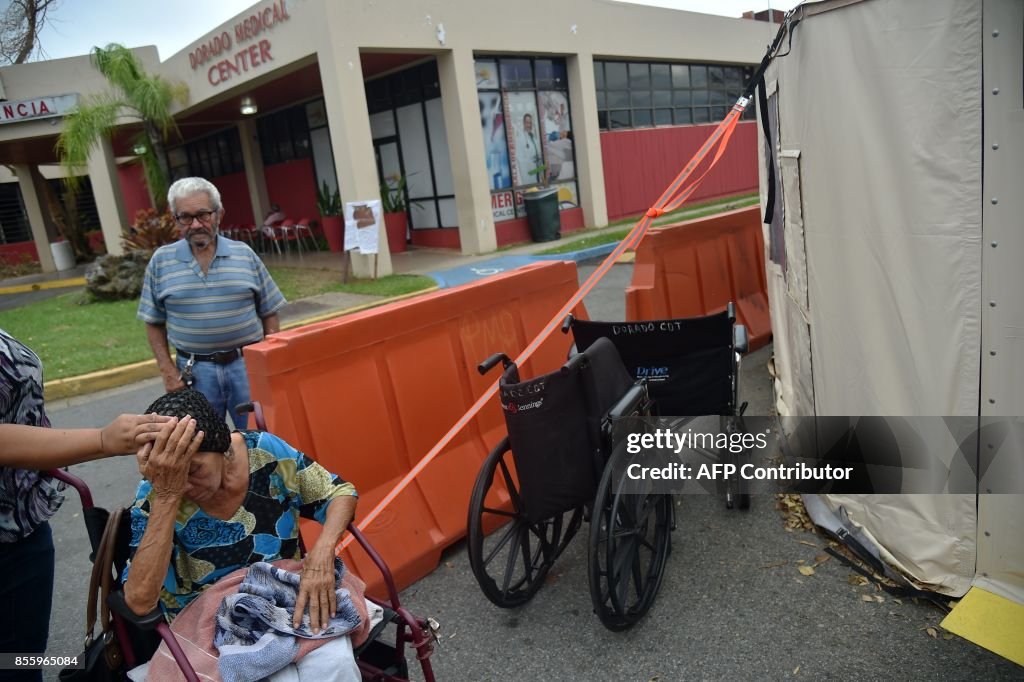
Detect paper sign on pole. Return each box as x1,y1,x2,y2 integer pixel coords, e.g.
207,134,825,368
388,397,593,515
343,199,382,254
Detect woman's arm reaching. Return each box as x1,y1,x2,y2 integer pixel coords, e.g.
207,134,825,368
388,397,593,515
0,413,172,469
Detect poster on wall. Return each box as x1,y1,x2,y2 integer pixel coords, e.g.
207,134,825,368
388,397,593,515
505,91,543,187
479,92,512,190
491,190,515,222
538,91,575,183
475,60,499,89
343,199,381,254
551,181,579,210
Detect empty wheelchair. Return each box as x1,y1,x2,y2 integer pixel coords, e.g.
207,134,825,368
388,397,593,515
563,302,751,509
467,337,674,631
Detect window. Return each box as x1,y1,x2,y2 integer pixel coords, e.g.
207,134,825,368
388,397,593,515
257,104,312,166
0,183,30,244
475,56,580,221
169,127,244,180
594,60,756,131
364,60,456,230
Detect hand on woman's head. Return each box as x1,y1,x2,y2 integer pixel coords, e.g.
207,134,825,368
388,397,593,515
145,417,205,500
101,413,173,455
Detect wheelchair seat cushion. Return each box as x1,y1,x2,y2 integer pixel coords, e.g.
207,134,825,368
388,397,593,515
578,336,636,419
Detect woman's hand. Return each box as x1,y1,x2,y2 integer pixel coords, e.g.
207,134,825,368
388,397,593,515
139,417,204,501
294,547,337,634
100,413,173,455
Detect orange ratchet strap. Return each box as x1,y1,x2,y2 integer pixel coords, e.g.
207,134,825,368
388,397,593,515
340,96,752,551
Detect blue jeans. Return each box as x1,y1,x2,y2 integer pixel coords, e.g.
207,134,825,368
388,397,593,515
0,522,54,682
176,354,252,426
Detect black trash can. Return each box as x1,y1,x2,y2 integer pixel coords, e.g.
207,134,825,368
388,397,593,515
524,187,561,242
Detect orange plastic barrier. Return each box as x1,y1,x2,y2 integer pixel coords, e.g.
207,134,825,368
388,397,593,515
244,261,585,596
625,205,770,349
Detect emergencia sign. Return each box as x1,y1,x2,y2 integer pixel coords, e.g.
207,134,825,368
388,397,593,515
0,93,79,125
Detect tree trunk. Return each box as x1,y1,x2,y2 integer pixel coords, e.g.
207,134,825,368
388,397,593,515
145,121,171,211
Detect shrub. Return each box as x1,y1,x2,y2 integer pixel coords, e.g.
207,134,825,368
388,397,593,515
0,252,42,279
122,208,178,252
84,250,152,301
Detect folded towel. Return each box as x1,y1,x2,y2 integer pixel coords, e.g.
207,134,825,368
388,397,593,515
215,558,362,682
144,558,370,682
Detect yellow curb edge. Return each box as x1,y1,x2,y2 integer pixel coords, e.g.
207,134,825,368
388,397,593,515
43,285,439,402
0,277,87,295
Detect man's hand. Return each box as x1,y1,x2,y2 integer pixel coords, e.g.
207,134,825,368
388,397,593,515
100,413,173,455
160,366,186,393
140,417,203,500
294,547,337,634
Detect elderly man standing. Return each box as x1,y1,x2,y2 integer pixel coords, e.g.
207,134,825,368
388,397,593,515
138,177,286,422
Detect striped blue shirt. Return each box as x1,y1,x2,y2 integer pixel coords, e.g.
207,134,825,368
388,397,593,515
137,236,286,353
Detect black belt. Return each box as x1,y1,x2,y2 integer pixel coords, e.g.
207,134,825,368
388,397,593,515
177,348,244,364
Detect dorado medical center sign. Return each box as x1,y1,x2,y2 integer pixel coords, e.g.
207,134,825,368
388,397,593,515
188,0,291,86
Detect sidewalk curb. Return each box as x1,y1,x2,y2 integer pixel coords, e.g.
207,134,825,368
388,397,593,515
0,276,87,295
42,286,439,402
532,242,617,262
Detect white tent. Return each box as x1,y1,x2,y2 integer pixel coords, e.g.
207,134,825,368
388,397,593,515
759,0,1023,663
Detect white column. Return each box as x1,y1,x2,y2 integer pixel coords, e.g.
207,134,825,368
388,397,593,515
567,53,608,228
437,48,497,255
13,164,56,273
86,137,128,256
237,118,271,224
318,43,392,277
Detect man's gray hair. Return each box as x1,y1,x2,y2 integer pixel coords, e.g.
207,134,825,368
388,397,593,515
167,177,223,214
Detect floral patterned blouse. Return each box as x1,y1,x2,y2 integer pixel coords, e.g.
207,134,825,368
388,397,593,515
0,328,64,543
124,430,357,617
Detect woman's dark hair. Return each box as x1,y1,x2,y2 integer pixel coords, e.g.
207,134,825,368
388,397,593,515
144,389,232,454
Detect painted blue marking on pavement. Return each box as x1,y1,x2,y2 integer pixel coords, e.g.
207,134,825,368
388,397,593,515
427,255,536,288
428,242,621,289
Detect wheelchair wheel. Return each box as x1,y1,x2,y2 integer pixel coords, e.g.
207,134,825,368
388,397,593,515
588,448,672,631
468,437,583,608
722,414,751,510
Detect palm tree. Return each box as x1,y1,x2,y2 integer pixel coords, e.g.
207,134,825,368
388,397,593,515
57,43,188,213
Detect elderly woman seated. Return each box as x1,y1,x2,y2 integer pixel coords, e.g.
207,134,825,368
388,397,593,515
123,389,361,679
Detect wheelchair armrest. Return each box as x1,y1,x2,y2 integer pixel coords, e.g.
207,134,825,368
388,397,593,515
734,324,749,355
607,384,648,421
107,591,165,630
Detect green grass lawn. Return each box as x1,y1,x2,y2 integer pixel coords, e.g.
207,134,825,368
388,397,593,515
0,293,151,381
0,269,436,381
267,267,435,300
536,191,759,255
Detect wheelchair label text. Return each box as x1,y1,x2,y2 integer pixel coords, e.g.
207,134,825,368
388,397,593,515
504,399,544,414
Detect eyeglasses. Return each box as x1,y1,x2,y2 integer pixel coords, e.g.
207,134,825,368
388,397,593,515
174,209,217,227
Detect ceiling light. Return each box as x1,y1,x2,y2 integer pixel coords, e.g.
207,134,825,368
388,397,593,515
240,96,258,115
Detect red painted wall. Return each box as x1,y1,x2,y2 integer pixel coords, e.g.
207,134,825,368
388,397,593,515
411,228,460,249
410,207,585,250
600,121,758,221
264,159,319,225
117,163,153,222
0,241,38,265
495,207,584,248
210,171,254,227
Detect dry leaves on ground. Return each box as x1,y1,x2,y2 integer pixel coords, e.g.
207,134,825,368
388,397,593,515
776,493,816,532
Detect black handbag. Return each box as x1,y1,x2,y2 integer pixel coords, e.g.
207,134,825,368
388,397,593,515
59,509,125,682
